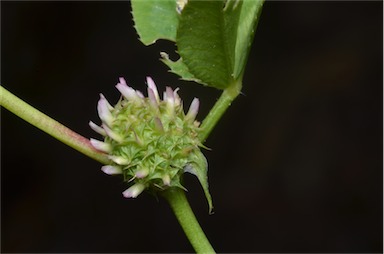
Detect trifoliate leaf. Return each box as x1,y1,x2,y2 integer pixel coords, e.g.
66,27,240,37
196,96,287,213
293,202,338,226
131,0,264,90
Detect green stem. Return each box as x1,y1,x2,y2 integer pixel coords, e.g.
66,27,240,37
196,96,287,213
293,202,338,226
199,79,242,142
162,80,242,253
162,81,242,253
0,85,110,165
162,188,215,254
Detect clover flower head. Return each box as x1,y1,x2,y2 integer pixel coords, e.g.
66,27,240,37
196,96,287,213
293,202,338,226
90,77,212,212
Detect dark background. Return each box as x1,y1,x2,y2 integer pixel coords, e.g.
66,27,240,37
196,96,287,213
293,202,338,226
1,1,382,253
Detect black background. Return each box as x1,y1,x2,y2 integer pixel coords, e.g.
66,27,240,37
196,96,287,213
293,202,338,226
2,1,383,253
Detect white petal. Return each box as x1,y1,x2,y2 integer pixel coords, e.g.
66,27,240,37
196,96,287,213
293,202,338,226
89,121,106,136
136,90,145,98
97,94,114,126
90,138,111,153
101,165,122,175
165,87,175,105
102,124,124,143
146,77,160,103
162,174,171,186
108,155,130,165
135,168,149,178
173,88,181,107
122,183,145,198
118,77,128,86
116,79,142,103
186,98,199,121
147,87,159,111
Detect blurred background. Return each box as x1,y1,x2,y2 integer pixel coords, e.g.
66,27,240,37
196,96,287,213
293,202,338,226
2,1,382,253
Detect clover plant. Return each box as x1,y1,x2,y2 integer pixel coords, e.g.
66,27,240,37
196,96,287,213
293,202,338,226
1,0,264,252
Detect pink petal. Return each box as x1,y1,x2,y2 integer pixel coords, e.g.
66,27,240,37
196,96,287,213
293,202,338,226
101,165,122,175
90,138,111,153
97,94,114,126
89,121,106,136
122,183,145,198
146,77,159,103
116,79,142,103
102,124,123,143
186,98,199,121
135,168,149,178
108,155,130,165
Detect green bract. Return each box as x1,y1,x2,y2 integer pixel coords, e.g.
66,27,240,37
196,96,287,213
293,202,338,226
90,77,213,212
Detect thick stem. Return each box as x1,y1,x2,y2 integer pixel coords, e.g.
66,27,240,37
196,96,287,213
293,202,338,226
162,188,215,254
0,85,110,165
199,79,242,142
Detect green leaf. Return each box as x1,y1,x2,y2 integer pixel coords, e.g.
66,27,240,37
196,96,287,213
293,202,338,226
177,1,235,89
176,0,264,89
131,0,264,90
131,0,179,45
233,0,264,79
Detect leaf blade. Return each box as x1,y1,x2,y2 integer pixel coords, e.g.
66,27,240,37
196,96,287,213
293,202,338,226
177,1,234,89
233,0,264,79
131,0,179,45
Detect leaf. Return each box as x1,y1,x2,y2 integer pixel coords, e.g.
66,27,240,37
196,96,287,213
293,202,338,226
131,0,179,45
176,0,264,89
177,1,235,89
131,0,265,89
233,0,264,79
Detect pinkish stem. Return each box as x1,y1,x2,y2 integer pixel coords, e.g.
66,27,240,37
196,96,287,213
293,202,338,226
0,85,110,165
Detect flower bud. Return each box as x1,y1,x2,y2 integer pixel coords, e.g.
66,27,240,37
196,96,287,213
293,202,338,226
122,183,145,198
135,168,149,179
89,121,106,136
146,77,160,103
97,94,114,126
90,138,112,153
186,98,200,122
101,165,122,175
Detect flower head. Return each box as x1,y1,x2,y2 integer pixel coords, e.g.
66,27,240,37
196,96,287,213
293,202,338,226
90,77,212,212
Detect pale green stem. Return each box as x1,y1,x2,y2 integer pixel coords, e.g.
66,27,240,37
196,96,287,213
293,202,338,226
0,85,110,165
162,188,215,254
199,79,242,142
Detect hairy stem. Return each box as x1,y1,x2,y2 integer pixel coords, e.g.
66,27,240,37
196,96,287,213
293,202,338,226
0,85,110,165
162,188,215,254
199,79,242,142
